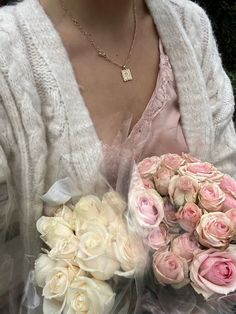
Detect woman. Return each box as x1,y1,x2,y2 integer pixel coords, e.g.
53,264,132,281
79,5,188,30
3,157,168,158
0,0,235,312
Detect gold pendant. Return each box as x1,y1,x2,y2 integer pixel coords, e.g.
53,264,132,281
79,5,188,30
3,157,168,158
121,68,133,82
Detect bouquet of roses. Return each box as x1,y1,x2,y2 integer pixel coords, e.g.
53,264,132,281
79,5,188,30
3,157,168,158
129,153,236,313
33,178,146,314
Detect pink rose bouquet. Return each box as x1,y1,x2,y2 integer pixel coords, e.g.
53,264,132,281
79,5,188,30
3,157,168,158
129,153,236,310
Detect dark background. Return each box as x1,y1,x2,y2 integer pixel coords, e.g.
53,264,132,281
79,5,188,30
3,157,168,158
0,0,236,122
194,0,236,124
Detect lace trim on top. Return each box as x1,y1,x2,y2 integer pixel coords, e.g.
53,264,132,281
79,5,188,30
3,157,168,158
125,40,176,147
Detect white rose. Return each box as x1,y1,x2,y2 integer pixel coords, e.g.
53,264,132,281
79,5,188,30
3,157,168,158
43,265,79,301
42,265,82,314
54,205,76,230
114,234,146,278
98,201,119,227
36,216,74,248
102,191,126,215
75,195,102,223
48,236,80,265
76,220,120,280
106,215,128,240
34,254,56,288
98,191,126,227
64,276,115,314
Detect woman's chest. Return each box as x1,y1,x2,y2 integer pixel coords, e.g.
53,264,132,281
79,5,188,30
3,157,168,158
62,24,160,145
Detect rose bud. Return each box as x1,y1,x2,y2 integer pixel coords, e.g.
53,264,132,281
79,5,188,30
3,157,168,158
169,175,199,207
154,154,185,196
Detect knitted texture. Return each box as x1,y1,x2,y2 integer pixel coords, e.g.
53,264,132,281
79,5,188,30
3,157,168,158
0,0,236,275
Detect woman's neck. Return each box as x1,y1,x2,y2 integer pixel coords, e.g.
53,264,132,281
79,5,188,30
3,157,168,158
69,0,135,25
41,0,147,34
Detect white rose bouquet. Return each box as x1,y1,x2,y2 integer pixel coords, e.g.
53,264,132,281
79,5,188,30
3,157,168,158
33,178,146,314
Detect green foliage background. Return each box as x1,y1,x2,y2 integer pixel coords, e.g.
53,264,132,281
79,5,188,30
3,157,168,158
194,0,236,122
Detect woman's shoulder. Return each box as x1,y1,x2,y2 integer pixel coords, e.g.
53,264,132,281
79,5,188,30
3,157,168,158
0,3,40,140
167,0,214,60
168,0,205,13
167,0,210,28
0,4,21,48
0,3,26,70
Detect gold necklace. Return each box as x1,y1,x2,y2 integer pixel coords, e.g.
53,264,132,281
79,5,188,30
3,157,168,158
59,0,137,82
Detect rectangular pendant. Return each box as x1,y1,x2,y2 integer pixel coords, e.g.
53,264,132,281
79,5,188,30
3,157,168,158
121,68,133,82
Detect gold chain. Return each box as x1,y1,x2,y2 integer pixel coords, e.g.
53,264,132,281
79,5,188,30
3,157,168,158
59,0,137,71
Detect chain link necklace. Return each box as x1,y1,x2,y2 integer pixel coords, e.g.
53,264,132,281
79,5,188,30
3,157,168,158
59,0,137,82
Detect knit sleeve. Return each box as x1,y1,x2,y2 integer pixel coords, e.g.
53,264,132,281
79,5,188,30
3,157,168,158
0,65,22,298
0,115,18,299
199,9,236,178
0,91,14,232
0,144,11,218
0,141,14,239
0,144,24,307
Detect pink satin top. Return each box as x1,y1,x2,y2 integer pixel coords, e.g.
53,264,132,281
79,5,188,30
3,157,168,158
103,40,189,183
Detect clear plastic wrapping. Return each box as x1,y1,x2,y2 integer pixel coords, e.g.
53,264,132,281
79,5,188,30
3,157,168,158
18,151,147,314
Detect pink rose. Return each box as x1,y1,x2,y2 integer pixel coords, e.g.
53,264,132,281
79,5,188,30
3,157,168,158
138,156,161,178
163,198,180,233
178,162,223,183
198,183,225,212
223,194,236,212
153,250,189,288
196,212,234,249
142,177,155,190
176,202,202,232
171,233,201,262
154,166,173,196
220,175,236,212
182,153,201,164
220,175,236,198
225,209,236,240
161,154,185,171
154,154,185,196
147,223,170,251
128,188,164,231
190,248,236,299
168,175,199,207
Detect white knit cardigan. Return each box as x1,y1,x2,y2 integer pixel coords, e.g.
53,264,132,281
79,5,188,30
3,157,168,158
0,0,236,282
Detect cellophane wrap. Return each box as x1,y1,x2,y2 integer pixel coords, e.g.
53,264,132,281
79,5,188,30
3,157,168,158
0,151,31,314
17,150,148,314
